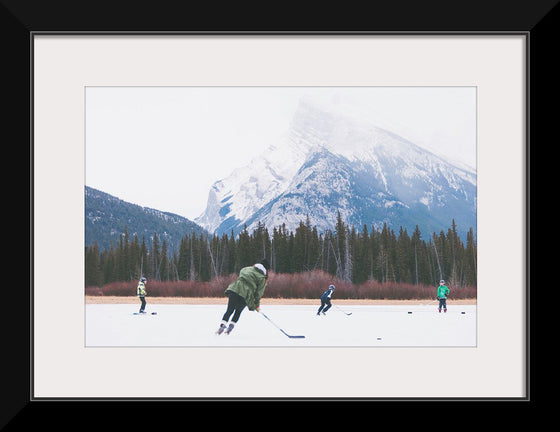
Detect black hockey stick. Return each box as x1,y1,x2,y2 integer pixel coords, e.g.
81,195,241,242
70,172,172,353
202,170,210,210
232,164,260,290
259,311,305,339
334,305,352,316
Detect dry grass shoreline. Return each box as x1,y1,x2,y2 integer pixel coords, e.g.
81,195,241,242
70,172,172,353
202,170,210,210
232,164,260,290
85,295,476,305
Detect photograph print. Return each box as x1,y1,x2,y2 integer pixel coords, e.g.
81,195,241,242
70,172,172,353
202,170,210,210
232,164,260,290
84,86,477,347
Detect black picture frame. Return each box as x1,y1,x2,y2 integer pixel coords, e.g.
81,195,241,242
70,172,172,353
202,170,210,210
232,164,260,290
6,0,552,426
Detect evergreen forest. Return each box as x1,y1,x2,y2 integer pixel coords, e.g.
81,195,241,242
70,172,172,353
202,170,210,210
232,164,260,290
85,213,477,295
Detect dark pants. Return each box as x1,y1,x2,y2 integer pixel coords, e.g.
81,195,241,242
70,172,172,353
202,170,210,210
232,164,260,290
222,291,247,323
438,298,447,311
318,299,332,314
139,296,146,312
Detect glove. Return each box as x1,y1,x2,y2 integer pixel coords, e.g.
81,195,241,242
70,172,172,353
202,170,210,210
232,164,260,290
255,306,260,312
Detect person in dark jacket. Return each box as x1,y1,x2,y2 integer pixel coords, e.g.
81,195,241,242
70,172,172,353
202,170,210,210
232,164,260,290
216,258,270,335
317,284,335,315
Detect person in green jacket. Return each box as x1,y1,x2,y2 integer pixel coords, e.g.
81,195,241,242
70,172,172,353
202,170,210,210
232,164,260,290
216,258,270,335
137,277,147,314
437,279,450,313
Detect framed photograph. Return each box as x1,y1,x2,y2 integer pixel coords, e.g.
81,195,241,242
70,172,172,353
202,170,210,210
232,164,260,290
32,32,524,398
83,84,478,349
13,0,549,418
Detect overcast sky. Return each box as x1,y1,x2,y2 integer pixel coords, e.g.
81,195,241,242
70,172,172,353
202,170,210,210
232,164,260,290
85,86,476,220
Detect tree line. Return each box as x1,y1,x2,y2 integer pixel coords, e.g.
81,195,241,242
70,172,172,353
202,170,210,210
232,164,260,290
85,213,477,289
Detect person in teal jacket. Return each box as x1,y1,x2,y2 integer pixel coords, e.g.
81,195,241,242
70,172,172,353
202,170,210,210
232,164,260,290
216,258,270,335
437,279,450,313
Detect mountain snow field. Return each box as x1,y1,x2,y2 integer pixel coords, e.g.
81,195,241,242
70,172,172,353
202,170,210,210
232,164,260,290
85,303,476,347
195,95,476,237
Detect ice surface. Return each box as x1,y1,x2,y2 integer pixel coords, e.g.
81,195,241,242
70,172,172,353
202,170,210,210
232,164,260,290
85,304,476,347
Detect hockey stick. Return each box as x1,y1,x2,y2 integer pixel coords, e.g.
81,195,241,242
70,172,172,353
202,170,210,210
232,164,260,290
259,311,305,339
420,299,439,306
334,304,352,316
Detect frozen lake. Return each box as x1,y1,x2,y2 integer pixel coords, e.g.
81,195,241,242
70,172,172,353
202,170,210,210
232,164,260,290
85,303,476,347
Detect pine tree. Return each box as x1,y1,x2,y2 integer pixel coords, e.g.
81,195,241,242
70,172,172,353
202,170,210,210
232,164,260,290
85,242,103,286
160,239,170,280
309,225,321,272
150,232,160,280
293,220,310,272
273,224,289,273
236,225,252,270
140,236,148,279
411,225,422,285
177,235,190,280
227,230,237,274
333,211,349,281
252,222,270,264
101,242,117,283
129,234,141,280
189,235,196,281
465,227,477,286
396,227,412,283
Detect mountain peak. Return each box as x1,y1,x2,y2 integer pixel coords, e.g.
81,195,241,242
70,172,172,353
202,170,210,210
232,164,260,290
195,96,476,238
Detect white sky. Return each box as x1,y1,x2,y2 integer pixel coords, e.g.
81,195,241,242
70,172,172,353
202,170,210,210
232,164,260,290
85,86,476,220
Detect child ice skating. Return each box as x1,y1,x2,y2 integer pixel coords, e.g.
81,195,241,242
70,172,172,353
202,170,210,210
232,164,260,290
437,280,450,313
317,284,335,315
216,258,270,335
137,277,147,314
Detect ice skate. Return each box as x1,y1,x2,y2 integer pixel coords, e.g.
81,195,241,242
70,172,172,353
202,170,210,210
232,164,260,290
224,323,235,335
215,321,227,335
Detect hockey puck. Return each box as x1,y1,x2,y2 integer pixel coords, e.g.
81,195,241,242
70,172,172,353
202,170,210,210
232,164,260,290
461,311,466,314
151,312,158,315
407,311,412,314
376,337,382,340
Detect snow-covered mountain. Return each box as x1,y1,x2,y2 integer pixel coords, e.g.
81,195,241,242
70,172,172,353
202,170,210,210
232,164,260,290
195,95,476,237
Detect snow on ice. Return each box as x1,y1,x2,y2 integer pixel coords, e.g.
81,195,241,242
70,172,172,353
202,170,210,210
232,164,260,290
85,304,476,347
